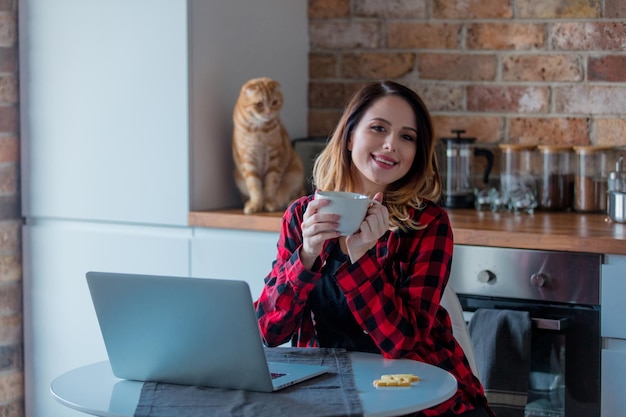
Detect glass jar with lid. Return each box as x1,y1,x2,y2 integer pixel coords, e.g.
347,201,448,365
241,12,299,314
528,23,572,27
498,144,538,213
573,146,610,212
536,145,574,211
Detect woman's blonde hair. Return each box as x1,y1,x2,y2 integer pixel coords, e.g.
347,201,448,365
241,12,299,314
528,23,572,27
312,81,442,232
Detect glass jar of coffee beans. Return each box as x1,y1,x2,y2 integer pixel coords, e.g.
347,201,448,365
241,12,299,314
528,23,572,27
573,146,611,212
537,145,574,211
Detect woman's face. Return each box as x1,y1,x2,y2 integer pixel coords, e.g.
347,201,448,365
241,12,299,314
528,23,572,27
348,95,418,194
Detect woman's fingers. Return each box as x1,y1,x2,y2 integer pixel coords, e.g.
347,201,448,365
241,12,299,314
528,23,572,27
301,198,341,259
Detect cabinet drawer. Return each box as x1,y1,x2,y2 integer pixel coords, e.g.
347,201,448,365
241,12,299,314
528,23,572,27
601,264,626,339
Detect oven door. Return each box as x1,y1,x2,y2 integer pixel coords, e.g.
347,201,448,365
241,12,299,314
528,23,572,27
459,295,600,417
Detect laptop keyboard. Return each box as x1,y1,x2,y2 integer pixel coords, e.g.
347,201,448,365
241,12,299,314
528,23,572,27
270,372,286,379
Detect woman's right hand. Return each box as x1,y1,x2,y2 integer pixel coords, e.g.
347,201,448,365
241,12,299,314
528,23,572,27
299,197,341,269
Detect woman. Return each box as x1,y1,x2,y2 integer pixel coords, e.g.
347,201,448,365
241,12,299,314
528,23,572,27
255,80,493,417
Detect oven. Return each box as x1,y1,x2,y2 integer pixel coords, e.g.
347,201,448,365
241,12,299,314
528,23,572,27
449,245,601,417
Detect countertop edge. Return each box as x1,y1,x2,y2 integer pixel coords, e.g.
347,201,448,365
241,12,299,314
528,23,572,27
188,209,626,256
450,228,620,255
188,210,282,233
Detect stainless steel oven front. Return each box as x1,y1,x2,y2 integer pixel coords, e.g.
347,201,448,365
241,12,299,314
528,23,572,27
449,245,601,417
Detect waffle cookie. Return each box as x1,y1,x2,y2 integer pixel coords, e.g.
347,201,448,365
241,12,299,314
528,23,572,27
372,373,420,387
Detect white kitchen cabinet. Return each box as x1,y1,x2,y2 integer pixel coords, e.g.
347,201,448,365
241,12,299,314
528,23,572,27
23,221,191,417
600,255,626,417
601,263,626,339
20,0,190,226
602,341,626,416
190,228,279,301
19,0,308,416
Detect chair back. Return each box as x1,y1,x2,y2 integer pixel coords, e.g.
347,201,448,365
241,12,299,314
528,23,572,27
441,285,480,378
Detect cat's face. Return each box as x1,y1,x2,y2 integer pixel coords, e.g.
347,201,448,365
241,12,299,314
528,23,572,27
239,78,284,123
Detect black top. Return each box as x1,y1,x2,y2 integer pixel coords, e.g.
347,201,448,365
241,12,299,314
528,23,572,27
308,242,380,353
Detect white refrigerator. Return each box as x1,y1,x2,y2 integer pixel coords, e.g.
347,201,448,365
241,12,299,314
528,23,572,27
19,1,307,416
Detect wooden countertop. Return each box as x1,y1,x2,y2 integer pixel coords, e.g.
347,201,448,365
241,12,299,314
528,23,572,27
188,209,626,255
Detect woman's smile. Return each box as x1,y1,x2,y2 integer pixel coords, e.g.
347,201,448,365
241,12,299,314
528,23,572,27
372,153,398,168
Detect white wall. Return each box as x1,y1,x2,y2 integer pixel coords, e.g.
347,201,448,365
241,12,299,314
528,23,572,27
188,0,309,211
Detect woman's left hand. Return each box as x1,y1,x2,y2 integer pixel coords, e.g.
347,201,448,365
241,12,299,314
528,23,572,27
345,192,388,263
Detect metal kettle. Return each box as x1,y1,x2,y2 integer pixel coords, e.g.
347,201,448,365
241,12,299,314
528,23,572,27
608,156,626,223
437,130,494,209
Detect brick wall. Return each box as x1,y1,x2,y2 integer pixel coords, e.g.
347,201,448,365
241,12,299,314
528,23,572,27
308,0,626,149
1,2,624,415
0,0,23,416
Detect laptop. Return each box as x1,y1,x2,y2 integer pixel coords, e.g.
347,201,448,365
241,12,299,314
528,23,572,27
86,271,328,392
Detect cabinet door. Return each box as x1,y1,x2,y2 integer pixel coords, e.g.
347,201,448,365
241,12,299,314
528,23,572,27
602,344,626,417
191,228,279,300
21,0,189,225
23,221,191,417
601,264,626,339
601,259,626,416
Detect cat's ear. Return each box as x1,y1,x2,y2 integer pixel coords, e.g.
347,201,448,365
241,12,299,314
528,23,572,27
268,79,281,90
243,84,257,98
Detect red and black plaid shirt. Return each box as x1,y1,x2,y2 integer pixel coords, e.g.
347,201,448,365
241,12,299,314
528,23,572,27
256,195,492,416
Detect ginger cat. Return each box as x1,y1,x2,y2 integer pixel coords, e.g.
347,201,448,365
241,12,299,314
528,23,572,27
232,77,305,214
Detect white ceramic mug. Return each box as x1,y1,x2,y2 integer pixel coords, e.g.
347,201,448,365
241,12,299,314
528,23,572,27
315,191,379,236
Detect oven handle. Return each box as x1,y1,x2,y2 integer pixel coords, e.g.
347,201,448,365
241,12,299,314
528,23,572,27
462,311,569,331
532,317,568,331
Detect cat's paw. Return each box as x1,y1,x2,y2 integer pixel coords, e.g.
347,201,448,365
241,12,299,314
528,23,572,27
263,199,282,212
244,200,264,214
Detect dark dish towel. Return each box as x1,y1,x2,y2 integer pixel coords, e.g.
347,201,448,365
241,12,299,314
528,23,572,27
468,309,531,417
134,347,363,417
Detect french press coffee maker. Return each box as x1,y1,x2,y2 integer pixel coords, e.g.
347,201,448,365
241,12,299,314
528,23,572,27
437,130,494,208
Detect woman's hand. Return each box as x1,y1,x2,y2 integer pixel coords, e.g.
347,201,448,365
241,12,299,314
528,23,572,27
299,197,341,269
345,192,388,263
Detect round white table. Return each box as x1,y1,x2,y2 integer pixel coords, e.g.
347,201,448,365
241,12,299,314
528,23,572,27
51,352,457,417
